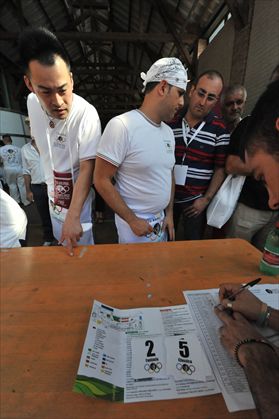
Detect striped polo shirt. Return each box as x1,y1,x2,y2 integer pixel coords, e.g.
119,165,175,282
169,113,230,203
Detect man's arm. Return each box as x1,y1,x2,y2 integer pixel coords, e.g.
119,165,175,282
226,155,252,175
60,159,94,255
242,345,279,419
94,157,152,236
185,166,226,217
23,174,33,202
215,309,279,419
225,116,252,176
163,170,175,240
21,150,33,202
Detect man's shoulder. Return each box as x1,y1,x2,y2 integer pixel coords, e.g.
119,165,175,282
21,142,31,152
107,110,139,129
167,115,183,129
27,92,39,105
204,113,230,135
72,93,99,115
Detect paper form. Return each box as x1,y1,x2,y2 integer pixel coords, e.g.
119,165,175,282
183,284,279,412
74,301,220,403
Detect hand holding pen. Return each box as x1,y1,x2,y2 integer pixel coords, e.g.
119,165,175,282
216,278,262,321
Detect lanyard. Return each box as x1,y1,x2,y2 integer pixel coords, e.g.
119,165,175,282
182,119,205,148
45,117,75,181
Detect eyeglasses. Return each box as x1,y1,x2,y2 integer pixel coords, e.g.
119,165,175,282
225,99,244,107
195,88,218,102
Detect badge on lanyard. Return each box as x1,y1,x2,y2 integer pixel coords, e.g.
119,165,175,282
174,120,205,186
174,153,188,186
53,170,73,209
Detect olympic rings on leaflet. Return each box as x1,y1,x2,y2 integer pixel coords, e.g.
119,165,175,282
144,362,162,373
176,362,196,375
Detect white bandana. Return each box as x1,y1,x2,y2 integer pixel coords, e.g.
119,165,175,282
141,57,188,92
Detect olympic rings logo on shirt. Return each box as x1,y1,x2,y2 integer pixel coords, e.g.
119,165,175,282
55,185,71,194
144,362,162,373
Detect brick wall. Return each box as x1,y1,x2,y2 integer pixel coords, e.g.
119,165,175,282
198,18,235,85
197,0,279,114
244,0,279,113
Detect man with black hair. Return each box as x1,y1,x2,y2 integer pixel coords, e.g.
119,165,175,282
18,27,101,255
216,81,279,418
225,71,279,249
169,70,230,240
95,58,187,243
244,79,279,210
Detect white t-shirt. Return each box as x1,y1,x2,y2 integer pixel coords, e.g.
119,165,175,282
27,93,101,244
0,189,27,248
97,109,175,214
21,142,45,184
27,92,101,193
0,144,22,168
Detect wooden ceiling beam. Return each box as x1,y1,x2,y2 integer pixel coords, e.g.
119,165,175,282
0,31,197,43
78,89,138,95
73,68,139,75
152,0,193,76
225,0,252,30
71,1,109,9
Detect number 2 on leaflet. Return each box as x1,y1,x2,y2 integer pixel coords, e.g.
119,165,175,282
145,340,156,357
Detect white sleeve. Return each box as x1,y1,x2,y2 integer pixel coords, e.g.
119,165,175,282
96,117,129,167
79,106,102,161
21,148,31,176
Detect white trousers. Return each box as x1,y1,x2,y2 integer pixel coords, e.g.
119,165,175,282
49,188,94,245
4,166,29,206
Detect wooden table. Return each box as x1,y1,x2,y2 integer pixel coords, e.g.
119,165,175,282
1,239,277,419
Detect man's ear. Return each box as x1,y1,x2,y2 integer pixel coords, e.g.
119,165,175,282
158,80,169,97
188,85,195,98
70,72,74,91
275,117,279,131
24,75,34,92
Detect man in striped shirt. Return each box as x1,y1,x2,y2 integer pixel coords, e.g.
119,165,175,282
169,70,230,240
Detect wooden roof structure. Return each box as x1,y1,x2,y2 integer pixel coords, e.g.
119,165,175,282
0,0,251,123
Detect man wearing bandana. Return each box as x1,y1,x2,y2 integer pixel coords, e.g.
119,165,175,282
95,58,187,243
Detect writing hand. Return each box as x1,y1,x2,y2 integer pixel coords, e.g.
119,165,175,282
219,283,262,321
215,307,262,366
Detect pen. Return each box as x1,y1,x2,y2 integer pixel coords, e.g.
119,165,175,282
216,277,261,310
227,277,262,301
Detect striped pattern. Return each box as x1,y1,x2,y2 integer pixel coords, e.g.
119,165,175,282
169,113,230,202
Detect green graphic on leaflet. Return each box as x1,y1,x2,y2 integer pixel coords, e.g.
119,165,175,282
73,375,124,401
